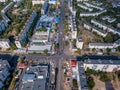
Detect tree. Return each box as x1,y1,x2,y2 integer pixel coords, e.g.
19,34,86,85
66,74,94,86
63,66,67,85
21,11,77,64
116,46,120,51
75,48,81,55
43,49,48,55
88,77,95,90
72,79,78,88
65,41,69,46
106,48,111,54
18,58,25,63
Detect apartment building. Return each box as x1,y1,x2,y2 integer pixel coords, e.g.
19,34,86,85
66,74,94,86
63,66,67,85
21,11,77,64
76,37,84,49
91,19,120,35
80,9,106,17
83,22,107,37
0,39,10,49
1,2,14,23
76,62,89,90
78,3,93,11
41,1,49,15
32,0,45,6
0,59,11,89
89,43,114,49
0,0,6,2
15,11,37,49
83,59,120,72
0,20,7,32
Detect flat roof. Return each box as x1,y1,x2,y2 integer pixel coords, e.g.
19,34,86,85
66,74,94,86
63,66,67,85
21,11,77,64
89,43,114,46
84,59,120,65
22,65,49,90
78,62,89,90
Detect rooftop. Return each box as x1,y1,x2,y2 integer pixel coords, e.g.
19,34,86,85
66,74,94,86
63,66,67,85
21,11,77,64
21,65,49,90
84,59,120,65
78,62,89,90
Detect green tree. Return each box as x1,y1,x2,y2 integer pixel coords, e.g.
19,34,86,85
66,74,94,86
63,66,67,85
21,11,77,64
88,77,95,90
43,49,48,55
18,58,25,63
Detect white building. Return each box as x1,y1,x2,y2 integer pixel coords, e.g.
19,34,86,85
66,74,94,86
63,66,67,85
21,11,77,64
0,39,10,49
80,9,106,17
83,22,107,37
49,0,56,4
91,19,120,35
32,0,45,6
0,59,11,89
0,0,6,2
77,0,88,2
15,11,37,49
89,43,114,49
78,3,93,11
84,2,104,10
83,59,120,72
1,2,14,23
76,37,83,49
69,15,77,39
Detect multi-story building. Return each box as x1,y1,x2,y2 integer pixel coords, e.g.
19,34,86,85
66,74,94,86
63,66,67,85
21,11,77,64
68,15,77,39
84,2,104,10
91,19,120,35
15,11,37,49
0,39,10,49
80,9,106,17
83,22,107,37
76,62,89,90
78,3,93,11
49,0,57,4
0,0,7,2
41,1,49,15
0,20,7,32
14,0,23,8
89,43,114,49
1,2,14,23
21,64,49,90
0,59,11,89
32,0,45,6
76,37,84,49
83,59,120,72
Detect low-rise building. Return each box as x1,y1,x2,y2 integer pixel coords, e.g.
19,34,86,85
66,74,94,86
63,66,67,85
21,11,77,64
0,39,10,49
21,64,49,90
76,37,83,49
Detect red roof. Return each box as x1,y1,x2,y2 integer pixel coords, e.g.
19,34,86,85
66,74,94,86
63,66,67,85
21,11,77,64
18,62,27,69
71,60,76,67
